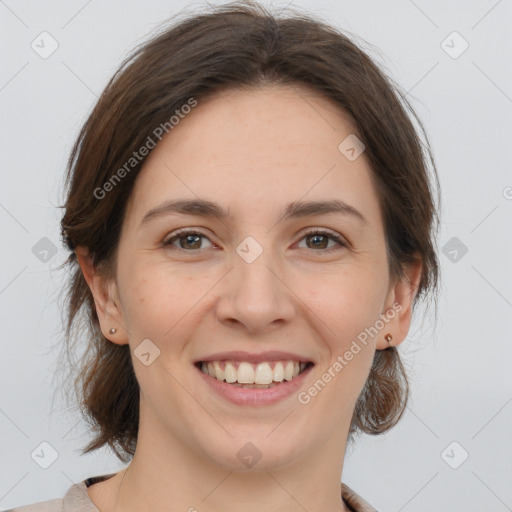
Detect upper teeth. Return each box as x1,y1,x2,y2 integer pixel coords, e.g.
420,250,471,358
200,360,306,385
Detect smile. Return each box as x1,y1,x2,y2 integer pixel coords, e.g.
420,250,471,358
197,360,313,388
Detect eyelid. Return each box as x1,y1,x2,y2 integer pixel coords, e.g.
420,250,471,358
162,226,349,251
296,227,348,250
162,227,217,248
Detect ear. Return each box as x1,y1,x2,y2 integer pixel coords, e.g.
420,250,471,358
376,254,423,350
75,246,129,345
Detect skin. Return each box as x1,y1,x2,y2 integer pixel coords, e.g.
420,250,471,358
77,84,422,512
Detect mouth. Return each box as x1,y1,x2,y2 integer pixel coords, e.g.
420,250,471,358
194,360,315,389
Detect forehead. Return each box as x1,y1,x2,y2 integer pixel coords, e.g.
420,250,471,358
125,84,382,229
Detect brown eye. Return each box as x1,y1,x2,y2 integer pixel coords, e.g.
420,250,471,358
163,230,213,250
297,230,346,251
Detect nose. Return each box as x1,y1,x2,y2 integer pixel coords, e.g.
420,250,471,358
215,247,296,334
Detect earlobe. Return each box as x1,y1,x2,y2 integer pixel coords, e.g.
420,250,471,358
377,256,423,350
75,246,129,345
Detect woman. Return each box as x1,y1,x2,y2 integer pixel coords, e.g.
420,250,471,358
8,1,439,511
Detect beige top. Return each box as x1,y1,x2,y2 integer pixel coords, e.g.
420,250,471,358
5,473,379,512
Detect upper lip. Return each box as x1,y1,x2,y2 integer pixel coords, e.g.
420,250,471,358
195,350,314,364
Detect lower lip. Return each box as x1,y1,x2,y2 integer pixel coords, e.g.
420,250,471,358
195,364,313,406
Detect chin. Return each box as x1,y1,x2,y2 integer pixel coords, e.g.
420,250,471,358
198,430,307,472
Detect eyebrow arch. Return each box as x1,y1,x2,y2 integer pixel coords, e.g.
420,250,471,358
139,198,367,228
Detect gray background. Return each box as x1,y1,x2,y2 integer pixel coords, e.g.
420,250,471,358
1,0,511,510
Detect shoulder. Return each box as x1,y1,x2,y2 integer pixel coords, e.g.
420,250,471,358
341,482,380,512
4,474,116,512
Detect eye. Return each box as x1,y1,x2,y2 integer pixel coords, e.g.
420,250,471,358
162,229,215,250
296,229,347,252
162,228,347,252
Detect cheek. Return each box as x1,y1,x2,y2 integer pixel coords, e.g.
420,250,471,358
304,261,388,394
306,259,388,341
306,277,383,416
117,258,194,340
118,254,225,352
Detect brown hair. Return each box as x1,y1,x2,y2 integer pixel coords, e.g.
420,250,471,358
57,0,440,463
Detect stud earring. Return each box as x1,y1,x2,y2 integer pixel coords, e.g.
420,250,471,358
384,333,393,345
109,328,117,335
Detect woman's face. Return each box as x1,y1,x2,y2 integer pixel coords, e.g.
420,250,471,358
85,85,418,471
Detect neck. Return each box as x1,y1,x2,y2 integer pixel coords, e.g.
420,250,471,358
113,454,351,512
94,404,353,512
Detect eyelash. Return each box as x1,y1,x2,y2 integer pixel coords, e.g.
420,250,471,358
162,228,347,253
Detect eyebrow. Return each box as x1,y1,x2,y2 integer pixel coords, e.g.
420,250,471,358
139,198,367,228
